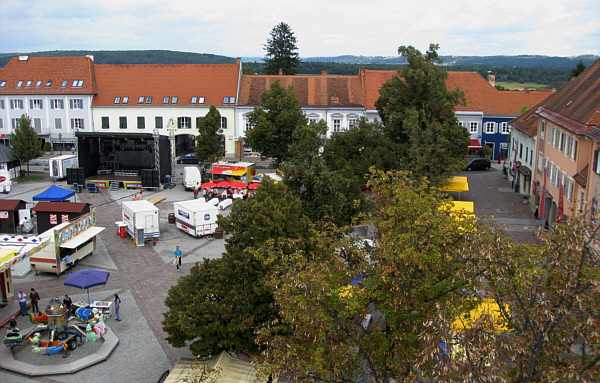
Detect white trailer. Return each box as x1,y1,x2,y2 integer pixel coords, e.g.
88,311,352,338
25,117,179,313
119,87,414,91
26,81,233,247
121,200,160,245
0,170,11,193
173,199,219,237
49,154,78,180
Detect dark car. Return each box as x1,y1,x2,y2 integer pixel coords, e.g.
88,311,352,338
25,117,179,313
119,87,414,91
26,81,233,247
177,153,199,164
466,158,491,171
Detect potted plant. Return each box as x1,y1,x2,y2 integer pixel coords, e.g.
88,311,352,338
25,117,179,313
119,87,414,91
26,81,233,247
522,194,531,204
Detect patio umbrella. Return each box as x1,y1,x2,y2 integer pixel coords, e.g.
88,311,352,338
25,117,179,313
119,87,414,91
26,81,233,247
248,183,262,190
230,181,247,189
201,181,217,188
215,181,231,188
64,268,110,303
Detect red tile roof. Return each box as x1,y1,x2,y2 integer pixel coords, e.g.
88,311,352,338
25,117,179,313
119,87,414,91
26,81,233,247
32,201,89,213
362,69,551,116
536,58,600,133
0,56,97,95
237,74,364,108
509,97,551,138
92,63,240,107
0,199,26,211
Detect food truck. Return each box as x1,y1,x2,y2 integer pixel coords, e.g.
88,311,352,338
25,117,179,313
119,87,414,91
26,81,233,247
209,161,255,185
173,199,219,237
49,154,78,180
29,209,104,275
121,200,160,245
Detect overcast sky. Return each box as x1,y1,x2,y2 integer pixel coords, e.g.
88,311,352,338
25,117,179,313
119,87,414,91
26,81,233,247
1,0,598,58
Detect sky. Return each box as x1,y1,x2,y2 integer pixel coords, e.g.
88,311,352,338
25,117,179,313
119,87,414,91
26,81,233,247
1,0,598,58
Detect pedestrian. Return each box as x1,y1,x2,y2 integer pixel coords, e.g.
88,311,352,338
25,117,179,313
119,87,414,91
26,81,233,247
63,254,73,273
174,246,182,271
63,294,73,315
193,183,200,199
17,289,28,316
29,288,40,314
114,294,121,321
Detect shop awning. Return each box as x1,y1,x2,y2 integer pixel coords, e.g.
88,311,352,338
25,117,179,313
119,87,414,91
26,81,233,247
209,168,246,176
468,139,482,149
60,227,105,249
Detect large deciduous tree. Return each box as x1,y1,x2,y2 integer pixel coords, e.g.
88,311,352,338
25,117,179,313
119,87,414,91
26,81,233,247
244,80,307,165
10,114,42,176
375,44,469,183
263,22,301,75
195,105,224,165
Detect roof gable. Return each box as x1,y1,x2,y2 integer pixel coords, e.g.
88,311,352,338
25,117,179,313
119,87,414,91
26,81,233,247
92,63,240,107
0,56,97,95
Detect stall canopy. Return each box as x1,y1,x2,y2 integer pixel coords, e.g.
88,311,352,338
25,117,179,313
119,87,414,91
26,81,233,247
468,139,483,149
33,185,75,202
209,168,246,176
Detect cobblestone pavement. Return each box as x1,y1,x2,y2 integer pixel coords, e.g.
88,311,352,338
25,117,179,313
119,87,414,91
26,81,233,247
0,160,542,382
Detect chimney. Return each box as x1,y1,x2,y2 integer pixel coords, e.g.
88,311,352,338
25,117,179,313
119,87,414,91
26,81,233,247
236,57,241,66
86,54,94,61
487,74,496,87
360,67,365,76
321,71,327,76
279,69,283,76
18,55,29,62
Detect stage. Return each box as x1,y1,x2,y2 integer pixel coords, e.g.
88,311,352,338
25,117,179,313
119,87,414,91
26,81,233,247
85,172,142,189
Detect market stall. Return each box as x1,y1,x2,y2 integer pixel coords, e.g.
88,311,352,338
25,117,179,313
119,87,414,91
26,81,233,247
209,161,255,185
0,199,27,234
32,202,90,234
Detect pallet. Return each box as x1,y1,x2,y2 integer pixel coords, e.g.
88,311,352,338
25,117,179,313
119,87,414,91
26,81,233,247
146,196,166,205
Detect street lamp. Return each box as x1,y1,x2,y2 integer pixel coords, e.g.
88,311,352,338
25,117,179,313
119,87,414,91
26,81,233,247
58,133,62,155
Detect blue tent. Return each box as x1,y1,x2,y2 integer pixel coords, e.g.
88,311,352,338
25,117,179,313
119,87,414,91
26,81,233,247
33,185,75,201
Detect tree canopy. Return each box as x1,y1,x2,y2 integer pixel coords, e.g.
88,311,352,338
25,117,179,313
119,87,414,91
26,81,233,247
376,44,470,183
263,22,301,75
244,80,307,166
10,114,42,175
195,105,224,164
571,59,587,78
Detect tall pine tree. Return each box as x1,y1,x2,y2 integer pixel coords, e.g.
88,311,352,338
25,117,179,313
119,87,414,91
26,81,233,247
263,22,301,75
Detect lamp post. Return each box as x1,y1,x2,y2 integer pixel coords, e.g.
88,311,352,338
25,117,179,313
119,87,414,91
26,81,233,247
58,133,62,155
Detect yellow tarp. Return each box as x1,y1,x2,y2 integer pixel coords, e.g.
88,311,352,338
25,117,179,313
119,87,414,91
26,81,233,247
440,176,469,192
452,298,510,333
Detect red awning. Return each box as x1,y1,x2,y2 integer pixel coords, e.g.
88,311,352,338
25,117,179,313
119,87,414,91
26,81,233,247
468,139,482,149
209,168,246,176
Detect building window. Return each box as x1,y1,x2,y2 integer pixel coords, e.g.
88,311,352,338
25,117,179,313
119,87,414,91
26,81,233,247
33,118,42,133
16,80,23,88
458,121,465,127
101,117,109,130
0,80,7,87
519,143,523,158
172,96,178,104
12,118,20,129
137,116,145,129
114,97,121,104
138,96,145,104
501,122,510,134
485,122,496,134
538,152,543,170
45,80,52,88
223,97,229,104
50,99,64,109
333,119,342,132
0,100,3,109
61,80,68,88
119,117,127,129
123,96,129,104
155,116,163,129
163,96,169,104
567,178,574,201
10,99,23,109
55,118,62,130
191,97,197,104
571,139,578,160
0,119,3,130
70,99,83,109
348,118,357,130
525,147,529,163
25,80,32,88
229,97,236,104
244,117,252,133
198,97,205,104
72,80,84,87
178,117,191,129
71,118,84,130
553,166,560,187
35,80,42,88
145,96,152,104
30,99,43,109
470,122,478,134
540,120,546,139
220,117,227,131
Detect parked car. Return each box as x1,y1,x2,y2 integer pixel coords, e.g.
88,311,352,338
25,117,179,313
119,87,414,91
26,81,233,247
466,158,491,171
177,153,199,164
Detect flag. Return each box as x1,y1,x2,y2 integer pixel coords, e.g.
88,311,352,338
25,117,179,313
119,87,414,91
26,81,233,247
532,180,537,198
557,183,564,223
539,168,547,220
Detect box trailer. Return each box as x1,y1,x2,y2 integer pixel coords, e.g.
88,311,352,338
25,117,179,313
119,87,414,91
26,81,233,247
29,210,104,275
49,155,78,180
121,200,160,245
173,199,219,237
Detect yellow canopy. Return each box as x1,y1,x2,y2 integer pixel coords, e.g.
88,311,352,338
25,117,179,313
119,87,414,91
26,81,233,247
452,298,510,333
0,249,17,271
440,176,469,192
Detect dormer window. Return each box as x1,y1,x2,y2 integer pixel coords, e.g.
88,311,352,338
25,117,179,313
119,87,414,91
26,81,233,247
25,80,32,88
163,97,169,104
198,97,205,104
114,97,121,104
35,80,42,88
72,80,84,87
138,96,145,104
171,96,178,104
122,96,129,104
191,97,197,104
16,81,23,88
61,80,68,88
223,97,235,104
0,81,6,88
45,80,52,88
145,96,152,104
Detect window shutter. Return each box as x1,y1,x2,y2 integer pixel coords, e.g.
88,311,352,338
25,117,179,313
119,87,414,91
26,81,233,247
177,117,182,128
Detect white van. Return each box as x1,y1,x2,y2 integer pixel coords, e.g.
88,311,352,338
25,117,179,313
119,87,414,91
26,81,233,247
182,167,202,190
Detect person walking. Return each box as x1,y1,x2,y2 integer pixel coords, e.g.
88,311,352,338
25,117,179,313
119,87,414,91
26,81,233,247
193,183,200,199
29,288,40,314
17,289,28,316
114,294,121,321
174,246,182,271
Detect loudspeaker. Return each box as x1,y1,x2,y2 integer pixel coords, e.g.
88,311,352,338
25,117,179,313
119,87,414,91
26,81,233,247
141,169,159,188
66,167,85,185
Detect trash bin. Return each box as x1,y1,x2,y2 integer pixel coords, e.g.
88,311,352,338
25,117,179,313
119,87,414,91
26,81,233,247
214,227,223,239
164,175,171,184
168,213,176,224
